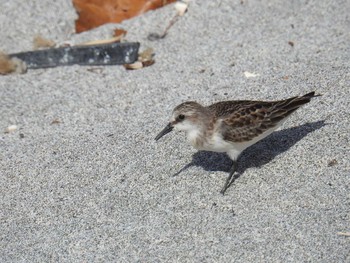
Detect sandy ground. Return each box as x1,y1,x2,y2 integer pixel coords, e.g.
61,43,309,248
0,0,349,262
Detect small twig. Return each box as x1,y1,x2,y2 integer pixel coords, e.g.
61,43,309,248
148,1,188,41
337,232,350,237
148,14,180,41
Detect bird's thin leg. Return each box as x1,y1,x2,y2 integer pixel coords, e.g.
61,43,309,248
220,160,238,195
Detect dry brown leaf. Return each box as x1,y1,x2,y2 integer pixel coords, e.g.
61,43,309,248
114,28,127,38
0,52,16,75
124,48,155,70
0,52,27,75
73,0,176,33
33,35,56,49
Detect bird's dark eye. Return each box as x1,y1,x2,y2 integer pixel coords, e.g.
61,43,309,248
178,114,185,121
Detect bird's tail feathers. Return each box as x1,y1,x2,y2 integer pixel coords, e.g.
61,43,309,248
270,91,320,122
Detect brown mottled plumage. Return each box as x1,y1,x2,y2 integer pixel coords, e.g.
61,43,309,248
155,92,320,194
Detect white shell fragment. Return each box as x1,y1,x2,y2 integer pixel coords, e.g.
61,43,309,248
124,61,143,70
175,1,189,16
5,125,18,133
244,71,260,78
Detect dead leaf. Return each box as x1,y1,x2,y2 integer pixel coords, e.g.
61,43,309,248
0,52,27,75
114,28,127,38
0,52,17,75
73,0,176,33
124,48,155,70
33,35,56,49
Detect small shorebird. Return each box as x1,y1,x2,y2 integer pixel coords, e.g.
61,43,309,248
155,92,320,194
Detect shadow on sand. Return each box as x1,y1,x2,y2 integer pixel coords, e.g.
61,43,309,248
173,121,326,186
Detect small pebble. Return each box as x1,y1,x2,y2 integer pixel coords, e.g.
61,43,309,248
328,159,338,167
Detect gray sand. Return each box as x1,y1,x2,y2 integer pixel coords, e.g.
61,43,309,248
0,0,349,262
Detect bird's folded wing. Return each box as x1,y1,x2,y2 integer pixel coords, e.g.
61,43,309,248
208,92,318,143
218,102,277,143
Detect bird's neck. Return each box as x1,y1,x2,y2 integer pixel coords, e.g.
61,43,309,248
186,117,214,150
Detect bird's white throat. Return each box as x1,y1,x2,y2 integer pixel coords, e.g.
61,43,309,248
174,121,204,148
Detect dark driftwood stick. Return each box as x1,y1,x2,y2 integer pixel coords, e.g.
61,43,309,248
9,42,140,69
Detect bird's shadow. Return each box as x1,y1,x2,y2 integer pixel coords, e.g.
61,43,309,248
173,121,326,182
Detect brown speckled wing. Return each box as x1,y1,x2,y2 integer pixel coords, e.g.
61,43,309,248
208,92,317,142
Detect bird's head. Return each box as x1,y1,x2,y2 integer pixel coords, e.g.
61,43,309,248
155,101,208,141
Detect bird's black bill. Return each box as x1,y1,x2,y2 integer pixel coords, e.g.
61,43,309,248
155,123,173,141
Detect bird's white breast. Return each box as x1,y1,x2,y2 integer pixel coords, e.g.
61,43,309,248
185,123,283,161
